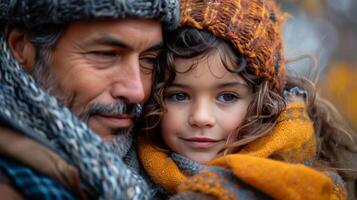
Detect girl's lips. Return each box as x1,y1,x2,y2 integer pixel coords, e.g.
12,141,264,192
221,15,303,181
181,137,222,148
183,137,221,142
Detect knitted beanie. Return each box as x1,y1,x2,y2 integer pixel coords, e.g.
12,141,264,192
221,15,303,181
0,0,179,30
180,0,287,93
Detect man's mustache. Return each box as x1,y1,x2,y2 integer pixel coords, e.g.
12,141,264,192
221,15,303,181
78,100,142,123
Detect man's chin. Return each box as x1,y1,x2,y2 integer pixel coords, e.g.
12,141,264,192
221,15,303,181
101,127,132,144
102,135,117,144
87,116,133,140
106,130,134,157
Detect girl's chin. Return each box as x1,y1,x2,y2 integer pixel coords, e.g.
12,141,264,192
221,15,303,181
186,154,217,164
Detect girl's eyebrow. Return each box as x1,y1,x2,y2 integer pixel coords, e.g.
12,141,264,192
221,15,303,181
167,83,189,89
219,82,249,88
168,81,248,89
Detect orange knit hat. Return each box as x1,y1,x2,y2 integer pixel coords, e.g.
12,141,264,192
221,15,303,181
180,0,287,93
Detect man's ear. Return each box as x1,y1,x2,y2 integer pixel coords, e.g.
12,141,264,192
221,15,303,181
5,26,36,73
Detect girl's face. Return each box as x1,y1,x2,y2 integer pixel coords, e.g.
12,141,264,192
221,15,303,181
160,51,252,163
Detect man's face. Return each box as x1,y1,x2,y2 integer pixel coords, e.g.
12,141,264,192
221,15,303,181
48,19,162,140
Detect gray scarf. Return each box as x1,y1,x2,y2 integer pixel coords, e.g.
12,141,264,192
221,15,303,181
170,153,271,200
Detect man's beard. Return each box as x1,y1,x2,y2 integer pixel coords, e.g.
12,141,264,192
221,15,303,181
78,101,142,125
31,54,142,149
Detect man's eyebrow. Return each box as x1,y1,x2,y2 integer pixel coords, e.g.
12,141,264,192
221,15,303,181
88,36,163,52
144,43,163,52
91,36,132,50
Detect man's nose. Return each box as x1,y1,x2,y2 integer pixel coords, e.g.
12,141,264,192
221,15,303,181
110,56,146,103
189,99,215,128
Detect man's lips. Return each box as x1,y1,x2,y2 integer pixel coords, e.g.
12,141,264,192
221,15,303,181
96,114,133,128
181,137,223,148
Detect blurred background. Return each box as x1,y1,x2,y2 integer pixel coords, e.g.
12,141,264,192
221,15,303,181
279,0,357,132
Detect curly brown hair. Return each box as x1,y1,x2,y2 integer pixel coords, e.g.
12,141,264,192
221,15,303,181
139,27,286,153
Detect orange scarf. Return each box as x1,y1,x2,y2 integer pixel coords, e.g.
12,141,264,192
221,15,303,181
138,104,346,200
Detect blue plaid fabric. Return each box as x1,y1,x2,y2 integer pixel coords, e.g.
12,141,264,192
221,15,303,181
0,157,77,200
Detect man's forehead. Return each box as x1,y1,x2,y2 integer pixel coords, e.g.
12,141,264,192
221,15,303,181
65,19,163,51
85,34,163,52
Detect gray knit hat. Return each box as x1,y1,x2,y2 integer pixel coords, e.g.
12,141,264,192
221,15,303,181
0,0,179,29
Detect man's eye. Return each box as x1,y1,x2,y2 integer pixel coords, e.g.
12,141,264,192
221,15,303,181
141,56,157,64
166,92,190,102
90,51,117,57
85,51,119,66
217,93,238,103
140,55,158,74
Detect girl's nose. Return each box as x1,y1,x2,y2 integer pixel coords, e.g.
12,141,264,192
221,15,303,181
189,100,215,128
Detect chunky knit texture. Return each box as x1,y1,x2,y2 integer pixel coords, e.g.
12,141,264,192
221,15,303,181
180,0,287,93
0,0,179,30
169,153,271,200
240,104,316,163
138,104,347,200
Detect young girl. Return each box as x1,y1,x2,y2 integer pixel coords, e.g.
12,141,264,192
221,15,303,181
137,0,356,199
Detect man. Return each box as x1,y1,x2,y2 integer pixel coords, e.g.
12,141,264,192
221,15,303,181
0,0,179,199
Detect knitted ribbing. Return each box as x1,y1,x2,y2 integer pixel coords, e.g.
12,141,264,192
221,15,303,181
0,0,179,30
180,0,287,93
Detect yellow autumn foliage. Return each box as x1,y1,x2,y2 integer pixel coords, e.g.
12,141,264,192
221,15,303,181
320,62,357,130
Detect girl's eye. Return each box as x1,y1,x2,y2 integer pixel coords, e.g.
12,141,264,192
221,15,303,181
217,93,238,103
166,92,190,102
